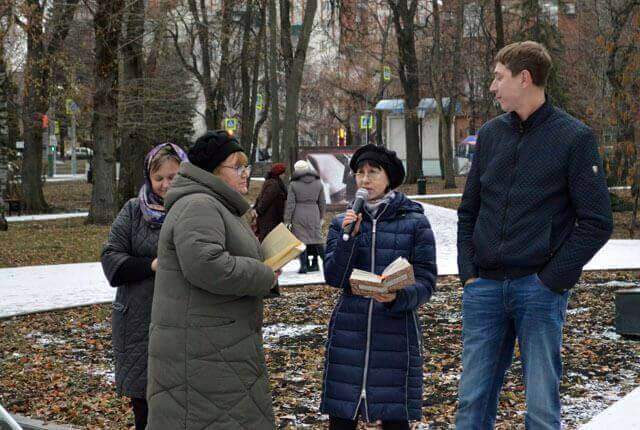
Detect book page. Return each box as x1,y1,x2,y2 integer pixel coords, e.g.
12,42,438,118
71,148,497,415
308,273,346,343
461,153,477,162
262,223,305,270
382,257,410,277
350,269,382,284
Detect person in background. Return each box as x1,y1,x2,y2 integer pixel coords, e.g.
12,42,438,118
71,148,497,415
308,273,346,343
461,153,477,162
252,162,287,242
146,130,279,430
321,144,437,429
101,143,188,430
284,159,326,274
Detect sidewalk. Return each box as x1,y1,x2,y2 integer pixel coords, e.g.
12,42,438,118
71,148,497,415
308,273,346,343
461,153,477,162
580,386,640,429
2,203,640,319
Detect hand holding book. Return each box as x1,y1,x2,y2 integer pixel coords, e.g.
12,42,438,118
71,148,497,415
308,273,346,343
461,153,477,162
349,257,415,297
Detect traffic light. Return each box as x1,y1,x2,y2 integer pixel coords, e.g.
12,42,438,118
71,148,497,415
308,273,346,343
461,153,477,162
338,128,346,146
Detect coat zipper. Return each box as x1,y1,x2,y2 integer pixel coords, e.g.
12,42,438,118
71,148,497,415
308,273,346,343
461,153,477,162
412,311,422,350
353,204,389,421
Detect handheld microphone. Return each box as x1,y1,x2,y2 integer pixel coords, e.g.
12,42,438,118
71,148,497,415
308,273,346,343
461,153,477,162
342,188,369,241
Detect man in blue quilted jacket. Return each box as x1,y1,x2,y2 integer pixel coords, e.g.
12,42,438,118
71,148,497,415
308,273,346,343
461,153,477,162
455,41,613,429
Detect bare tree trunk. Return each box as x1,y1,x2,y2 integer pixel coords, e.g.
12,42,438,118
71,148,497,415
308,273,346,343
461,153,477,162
429,0,461,188
20,17,47,211
249,1,268,161
387,0,422,183
0,35,8,206
212,0,233,128
240,0,255,154
88,0,124,224
494,0,504,51
268,0,281,161
279,0,317,170
240,0,266,156
21,0,79,212
374,13,392,147
118,0,146,208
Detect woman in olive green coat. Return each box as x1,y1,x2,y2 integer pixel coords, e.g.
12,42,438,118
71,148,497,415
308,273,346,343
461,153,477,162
146,130,279,430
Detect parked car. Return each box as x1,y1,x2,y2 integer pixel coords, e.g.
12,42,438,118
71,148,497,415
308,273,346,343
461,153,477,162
64,147,93,160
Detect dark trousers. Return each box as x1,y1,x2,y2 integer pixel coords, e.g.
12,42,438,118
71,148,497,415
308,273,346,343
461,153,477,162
131,397,148,430
329,416,410,430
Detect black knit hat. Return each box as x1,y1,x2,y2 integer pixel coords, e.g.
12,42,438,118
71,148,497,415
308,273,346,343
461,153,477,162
188,130,244,172
350,144,405,189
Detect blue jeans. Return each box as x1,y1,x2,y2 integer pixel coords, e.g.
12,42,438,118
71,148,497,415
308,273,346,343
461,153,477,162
455,274,569,430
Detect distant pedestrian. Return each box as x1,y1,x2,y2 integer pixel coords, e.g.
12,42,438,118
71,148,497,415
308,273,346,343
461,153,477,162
101,143,188,430
253,163,287,242
284,160,326,273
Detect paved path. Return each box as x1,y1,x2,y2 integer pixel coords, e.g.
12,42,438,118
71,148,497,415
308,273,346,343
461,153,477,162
580,386,640,429
2,203,640,319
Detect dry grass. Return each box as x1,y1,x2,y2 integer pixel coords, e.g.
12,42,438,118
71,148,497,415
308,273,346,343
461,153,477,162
0,218,109,268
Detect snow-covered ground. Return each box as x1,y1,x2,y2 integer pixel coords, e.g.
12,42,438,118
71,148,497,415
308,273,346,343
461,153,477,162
2,203,640,319
580,386,640,429
7,212,88,223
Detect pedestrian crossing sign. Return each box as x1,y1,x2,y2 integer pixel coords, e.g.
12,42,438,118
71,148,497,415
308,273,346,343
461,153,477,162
224,118,238,131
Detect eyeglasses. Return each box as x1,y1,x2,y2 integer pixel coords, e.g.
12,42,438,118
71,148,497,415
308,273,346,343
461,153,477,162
355,170,382,180
221,164,252,176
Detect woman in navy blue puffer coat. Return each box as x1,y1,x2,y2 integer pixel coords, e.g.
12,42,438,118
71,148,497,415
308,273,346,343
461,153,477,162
321,144,437,429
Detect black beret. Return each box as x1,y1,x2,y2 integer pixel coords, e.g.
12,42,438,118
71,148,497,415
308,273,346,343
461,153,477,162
188,130,244,172
349,144,406,189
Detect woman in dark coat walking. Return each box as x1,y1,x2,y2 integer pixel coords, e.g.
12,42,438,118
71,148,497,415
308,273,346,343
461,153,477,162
320,144,437,429
101,143,188,430
253,163,287,242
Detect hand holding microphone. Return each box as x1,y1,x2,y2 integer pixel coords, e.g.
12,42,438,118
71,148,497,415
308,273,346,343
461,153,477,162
342,188,368,241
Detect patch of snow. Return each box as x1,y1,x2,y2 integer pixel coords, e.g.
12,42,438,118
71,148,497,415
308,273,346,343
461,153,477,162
25,331,67,346
89,367,115,384
599,327,622,341
567,307,590,316
6,212,88,223
262,323,323,344
598,280,639,288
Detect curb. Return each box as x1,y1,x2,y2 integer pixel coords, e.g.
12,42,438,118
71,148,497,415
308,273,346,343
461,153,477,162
13,415,81,430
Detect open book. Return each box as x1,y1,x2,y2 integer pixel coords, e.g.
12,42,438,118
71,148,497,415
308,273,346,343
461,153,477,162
261,223,306,271
350,257,415,295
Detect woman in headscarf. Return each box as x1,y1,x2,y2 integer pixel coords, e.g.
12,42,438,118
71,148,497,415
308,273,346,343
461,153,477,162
253,162,287,242
320,144,437,429
101,143,188,430
146,130,279,430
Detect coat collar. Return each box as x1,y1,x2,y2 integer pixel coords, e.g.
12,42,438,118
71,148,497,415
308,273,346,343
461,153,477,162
506,96,555,134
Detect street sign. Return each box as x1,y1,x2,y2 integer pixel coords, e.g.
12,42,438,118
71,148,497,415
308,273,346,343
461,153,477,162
224,118,238,131
383,66,391,81
54,121,60,135
359,115,375,130
65,99,79,115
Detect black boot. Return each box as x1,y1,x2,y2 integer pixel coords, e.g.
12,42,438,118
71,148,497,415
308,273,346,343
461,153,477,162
298,251,308,274
308,245,319,272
